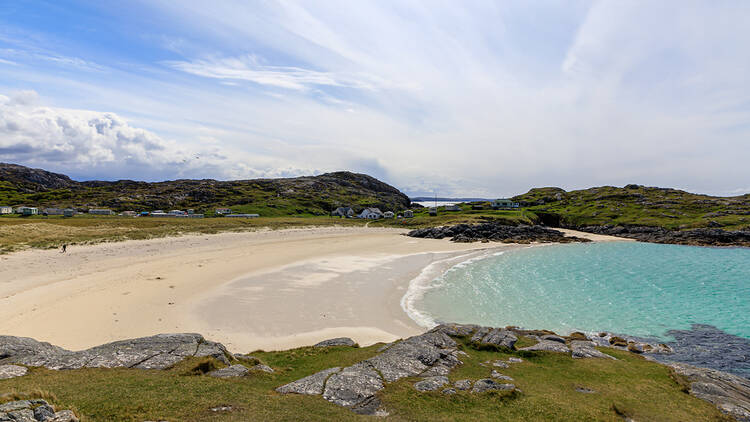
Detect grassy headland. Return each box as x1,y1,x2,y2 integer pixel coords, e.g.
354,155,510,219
513,185,750,230
0,337,729,421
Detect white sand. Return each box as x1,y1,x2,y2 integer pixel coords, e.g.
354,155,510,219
0,226,625,353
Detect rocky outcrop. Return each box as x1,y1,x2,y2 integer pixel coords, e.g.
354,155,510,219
414,376,449,392
670,363,750,422
314,338,357,348
470,327,518,350
208,364,249,378
408,223,591,244
471,379,515,393
277,329,464,414
0,399,78,422
0,334,231,370
577,225,750,247
570,341,616,360
0,364,27,380
520,340,570,354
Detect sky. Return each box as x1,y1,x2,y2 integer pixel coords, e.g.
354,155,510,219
0,1,749,197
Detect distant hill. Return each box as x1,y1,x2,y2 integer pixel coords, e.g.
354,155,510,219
513,185,750,230
0,163,411,215
410,197,491,202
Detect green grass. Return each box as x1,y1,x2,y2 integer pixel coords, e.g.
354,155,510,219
514,185,750,231
370,204,537,229
0,215,367,253
0,340,730,421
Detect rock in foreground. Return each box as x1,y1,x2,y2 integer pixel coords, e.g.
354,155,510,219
0,333,231,370
0,399,78,422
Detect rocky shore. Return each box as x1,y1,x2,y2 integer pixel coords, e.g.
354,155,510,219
2,326,749,421
576,225,750,247
407,223,591,243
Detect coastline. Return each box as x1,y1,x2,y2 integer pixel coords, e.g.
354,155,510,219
0,226,519,352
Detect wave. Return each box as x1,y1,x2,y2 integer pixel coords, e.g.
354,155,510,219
400,249,506,328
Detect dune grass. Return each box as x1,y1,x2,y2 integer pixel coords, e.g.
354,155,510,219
0,338,730,421
0,215,367,253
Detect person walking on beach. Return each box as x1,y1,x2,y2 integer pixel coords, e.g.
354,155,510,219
61,244,67,253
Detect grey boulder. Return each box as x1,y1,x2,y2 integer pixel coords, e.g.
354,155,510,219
471,327,517,350
0,333,231,370
0,364,28,380
520,340,570,354
208,364,249,378
276,367,341,395
323,363,384,408
570,341,616,360
414,376,449,392
490,370,513,381
472,379,516,393
454,379,473,390
314,338,357,348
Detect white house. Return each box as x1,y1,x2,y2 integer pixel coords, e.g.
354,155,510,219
403,210,414,218
216,208,232,215
383,211,395,218
0,206,13,214
63,209,76,217
120,211,138,216
16,206,38,215
359,208,384,219
89,209,114,215
492,199,519,209
331,207,355,218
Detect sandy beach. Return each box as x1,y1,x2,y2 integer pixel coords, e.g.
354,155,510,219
0,227,516,352
0,226,625,353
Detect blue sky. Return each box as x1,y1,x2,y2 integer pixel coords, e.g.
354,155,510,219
1,1,749,197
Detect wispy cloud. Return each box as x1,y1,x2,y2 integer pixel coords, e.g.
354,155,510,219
165,55,383,92
0,1,748,196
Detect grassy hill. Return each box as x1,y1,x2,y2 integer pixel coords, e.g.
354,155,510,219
0,163,411,216
1,337,731,421
513,185,750,231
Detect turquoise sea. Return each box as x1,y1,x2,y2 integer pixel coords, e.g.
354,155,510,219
413,242,750,341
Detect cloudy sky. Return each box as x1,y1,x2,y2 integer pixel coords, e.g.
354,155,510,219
1,1,749,197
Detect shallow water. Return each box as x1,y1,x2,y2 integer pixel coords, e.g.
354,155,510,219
415,242,750,342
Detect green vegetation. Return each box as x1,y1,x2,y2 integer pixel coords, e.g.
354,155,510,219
370,203,538,229
1,339,729,421
0,215,366,253
0,164,410,216
513,185,750,230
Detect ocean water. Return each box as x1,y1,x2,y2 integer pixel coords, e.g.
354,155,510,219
410,242,750,341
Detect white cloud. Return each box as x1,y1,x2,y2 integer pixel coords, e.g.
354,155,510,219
166,55,382,92
1,1,749,196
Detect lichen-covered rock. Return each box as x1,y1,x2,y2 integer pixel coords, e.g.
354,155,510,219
490,370,513,381
454,379,473,390
520,340,569,353
508,357,523,363
670,363,750,422
491,360,509,368
0,333,230,370
0,400,78,422
0,364,28,380
541,334,566,344
570,341,616,360
314,338,357,348
276,367,341,395
442,388,457,395
431,323,479,337
365,331,458,382
471,379,516,393
250,364,274,373
471,328,517,350
208,364,249,378
414,376,449,392
322,363,384,408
